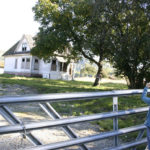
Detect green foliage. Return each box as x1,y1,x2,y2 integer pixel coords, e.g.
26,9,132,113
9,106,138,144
32,0,150,88
102,67,114,78
102,69,109,78
101,61,115,78
109,1,150,89
80,64,97,77
32,0,115,86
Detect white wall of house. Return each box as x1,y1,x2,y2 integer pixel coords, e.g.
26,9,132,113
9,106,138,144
4,55,73,80
31,57,40,75
16,38,30,52
38,59,62,80
39,60,50,75
4,54,32,74
4,57,15,72
4,35,73,80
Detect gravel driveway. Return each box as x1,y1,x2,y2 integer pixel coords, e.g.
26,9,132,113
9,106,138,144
0,84,115,150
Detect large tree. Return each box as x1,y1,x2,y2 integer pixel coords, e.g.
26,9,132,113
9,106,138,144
32,0,113,86
109,0,150,88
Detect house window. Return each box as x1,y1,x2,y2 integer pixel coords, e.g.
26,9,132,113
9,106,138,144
59,62,63,71
34,59,39,70
59,62,68,72
69,65,72,75
51,60,57,71
21,58,30,69
21,58,25,69
63,63,68,72
25,58,30,69
14,59,18,69
22,43,27,51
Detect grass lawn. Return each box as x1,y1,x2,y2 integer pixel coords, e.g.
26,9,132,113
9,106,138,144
0,74,128,93
0,74,148,149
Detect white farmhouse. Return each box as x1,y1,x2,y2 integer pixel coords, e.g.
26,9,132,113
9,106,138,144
3,34,74,80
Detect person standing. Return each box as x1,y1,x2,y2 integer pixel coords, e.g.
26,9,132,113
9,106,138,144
141,83,150,150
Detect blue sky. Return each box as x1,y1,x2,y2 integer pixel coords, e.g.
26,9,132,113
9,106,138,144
0,0,39,51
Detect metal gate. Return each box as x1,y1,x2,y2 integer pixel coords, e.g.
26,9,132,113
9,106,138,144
0,89,149,150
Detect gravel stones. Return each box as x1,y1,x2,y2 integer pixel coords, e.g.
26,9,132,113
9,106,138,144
0,84,115,150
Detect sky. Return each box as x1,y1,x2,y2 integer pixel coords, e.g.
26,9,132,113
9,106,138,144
0,0,39,51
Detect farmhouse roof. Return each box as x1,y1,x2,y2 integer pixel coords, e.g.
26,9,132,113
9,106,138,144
2,34,72,63
24,34,34,49
3,34,34,56
3,41,20,56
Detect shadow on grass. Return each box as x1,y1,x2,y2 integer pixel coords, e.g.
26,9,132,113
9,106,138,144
0,74,128,94
0,74,148,149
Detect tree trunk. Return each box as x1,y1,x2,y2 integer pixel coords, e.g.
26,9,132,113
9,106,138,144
93,63,102,86
128,76,136,89
135,74,145,89
127,73,145,89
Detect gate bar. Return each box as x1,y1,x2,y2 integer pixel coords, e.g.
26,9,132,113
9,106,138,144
40,103,89,150
0,107,148,134
0,105,42,145
132,129,145,150
0,89,148,105
25,125,146,150
107,138,147,150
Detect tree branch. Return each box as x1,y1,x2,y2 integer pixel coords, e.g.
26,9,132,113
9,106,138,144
66,20,99,65
81,50,98,65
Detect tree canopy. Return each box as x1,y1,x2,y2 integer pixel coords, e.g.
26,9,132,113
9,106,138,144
32,0,150,88
32,0,114,86
109,0,150,88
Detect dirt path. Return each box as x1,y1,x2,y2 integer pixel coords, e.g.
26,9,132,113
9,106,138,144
0,84,116,150
75,77,127,84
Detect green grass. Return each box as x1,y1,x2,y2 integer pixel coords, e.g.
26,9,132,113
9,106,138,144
0,74,128,93
0,74,146,127
0,74,148,149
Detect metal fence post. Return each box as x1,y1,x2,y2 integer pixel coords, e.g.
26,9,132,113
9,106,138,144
113,96,118,147
0,89,149,149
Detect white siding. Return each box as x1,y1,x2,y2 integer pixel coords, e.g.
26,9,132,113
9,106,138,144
4,55,32,73
4,56,73,80
37,59,72,80
3,34,73,80
38,59,61,79
31,57,39,74
16,38,30,52
39,59,51,74
4,57,16,72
